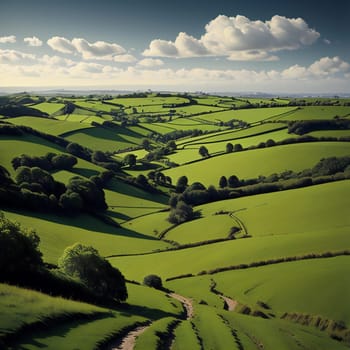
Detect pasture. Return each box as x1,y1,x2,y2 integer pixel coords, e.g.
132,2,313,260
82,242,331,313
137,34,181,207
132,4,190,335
164,142,350,186
1,93,350,349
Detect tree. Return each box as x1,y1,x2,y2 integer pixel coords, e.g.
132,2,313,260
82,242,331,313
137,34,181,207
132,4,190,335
234,144,243,152
199,145,209,158
58,243,127,301
0,212,43,279
176,175,188,193
59,191,83,213
219,176,228,188
51,154,77,170
228,175,240,188
123,154,137,168
226,143,234,153
141,138,151,151
66,177,107,211
168,200,195,224
143,274,163,290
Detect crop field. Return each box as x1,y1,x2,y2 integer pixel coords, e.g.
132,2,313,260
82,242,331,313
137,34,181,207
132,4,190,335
164,142,350,185
1,93,350,349
5,116,93,136
64,126,142,151
194,106,296,124
109,96,189,107
276,106,350,120
31,102,65,115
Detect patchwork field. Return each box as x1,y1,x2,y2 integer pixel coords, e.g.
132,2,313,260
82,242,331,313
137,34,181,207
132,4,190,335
1,93,349,349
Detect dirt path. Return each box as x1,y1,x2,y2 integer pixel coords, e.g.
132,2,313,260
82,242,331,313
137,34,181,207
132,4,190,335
168,293,194,319
220,295,238,311
110,324,150,350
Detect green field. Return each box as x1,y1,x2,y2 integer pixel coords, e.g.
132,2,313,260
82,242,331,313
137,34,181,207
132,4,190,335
164,142,350,185
31,102,65,115
1,93,350,349
5,116,93,136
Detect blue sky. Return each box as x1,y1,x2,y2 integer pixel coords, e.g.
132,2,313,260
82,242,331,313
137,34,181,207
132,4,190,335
0,0,349,93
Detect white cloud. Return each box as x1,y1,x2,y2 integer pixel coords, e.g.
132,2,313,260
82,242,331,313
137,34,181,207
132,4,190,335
113,54,137,63
47,36,76,54
308,56,349,76
0,35,16,44
143,14,320,60
24,36,43,47
227,50,279,61
137,58,164,67
323,39,331,45
0,54,348,93
0,49,36,63
71,38,125,60
47,36,128,61
40,54,75,67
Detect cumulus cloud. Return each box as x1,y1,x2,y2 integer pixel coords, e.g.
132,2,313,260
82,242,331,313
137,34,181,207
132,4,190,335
24,36,43,47
0,49,36,63
47,36,127,60
113,54,137,63
0,35,16,44
143,14,320,60
47,36,76,54
71,38,125,59
137,58,164,67
308,56,349,76
227,50,279,61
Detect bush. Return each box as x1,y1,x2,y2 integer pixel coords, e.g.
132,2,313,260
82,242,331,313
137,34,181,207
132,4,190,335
58,243,127,301
143,274,163,290
0,212,43,280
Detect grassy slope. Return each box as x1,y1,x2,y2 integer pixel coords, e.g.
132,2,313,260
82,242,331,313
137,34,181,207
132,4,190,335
3,209,170,264
0,134,102,177
0,283,105,341
109,181,350,281
164,142,350,186
222,312,349,350
6,116,93,136
31,102,64,115
64,126,142,151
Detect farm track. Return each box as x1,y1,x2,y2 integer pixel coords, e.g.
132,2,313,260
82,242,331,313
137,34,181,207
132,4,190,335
169,293,194,320
110,323,151,350
220,295,238,311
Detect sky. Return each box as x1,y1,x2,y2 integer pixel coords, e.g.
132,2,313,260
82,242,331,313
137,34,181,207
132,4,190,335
0,0,349,93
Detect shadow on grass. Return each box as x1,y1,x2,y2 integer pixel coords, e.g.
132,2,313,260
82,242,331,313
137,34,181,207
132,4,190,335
106,178,168,205
106,210,131,222
120,304,179,321
5,209,160,241
70,167,100,178
7,313,113,349
129,162,160,171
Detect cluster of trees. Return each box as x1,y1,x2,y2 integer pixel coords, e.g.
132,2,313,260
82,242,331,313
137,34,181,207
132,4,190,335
0,123,24,136
12,152,77,171
168,200,196,224
169,156,350,209
143,140,177,162
0,104,48,118
1,163,108,215
288,119,350,135
0,212,127,303
147,171,172,186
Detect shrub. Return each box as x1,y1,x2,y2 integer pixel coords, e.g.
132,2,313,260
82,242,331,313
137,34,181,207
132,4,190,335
143,274,163,290
58,243,127,301
0,212,43,280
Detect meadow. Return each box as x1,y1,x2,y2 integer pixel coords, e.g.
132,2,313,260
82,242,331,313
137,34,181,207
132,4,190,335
0,93,349,349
